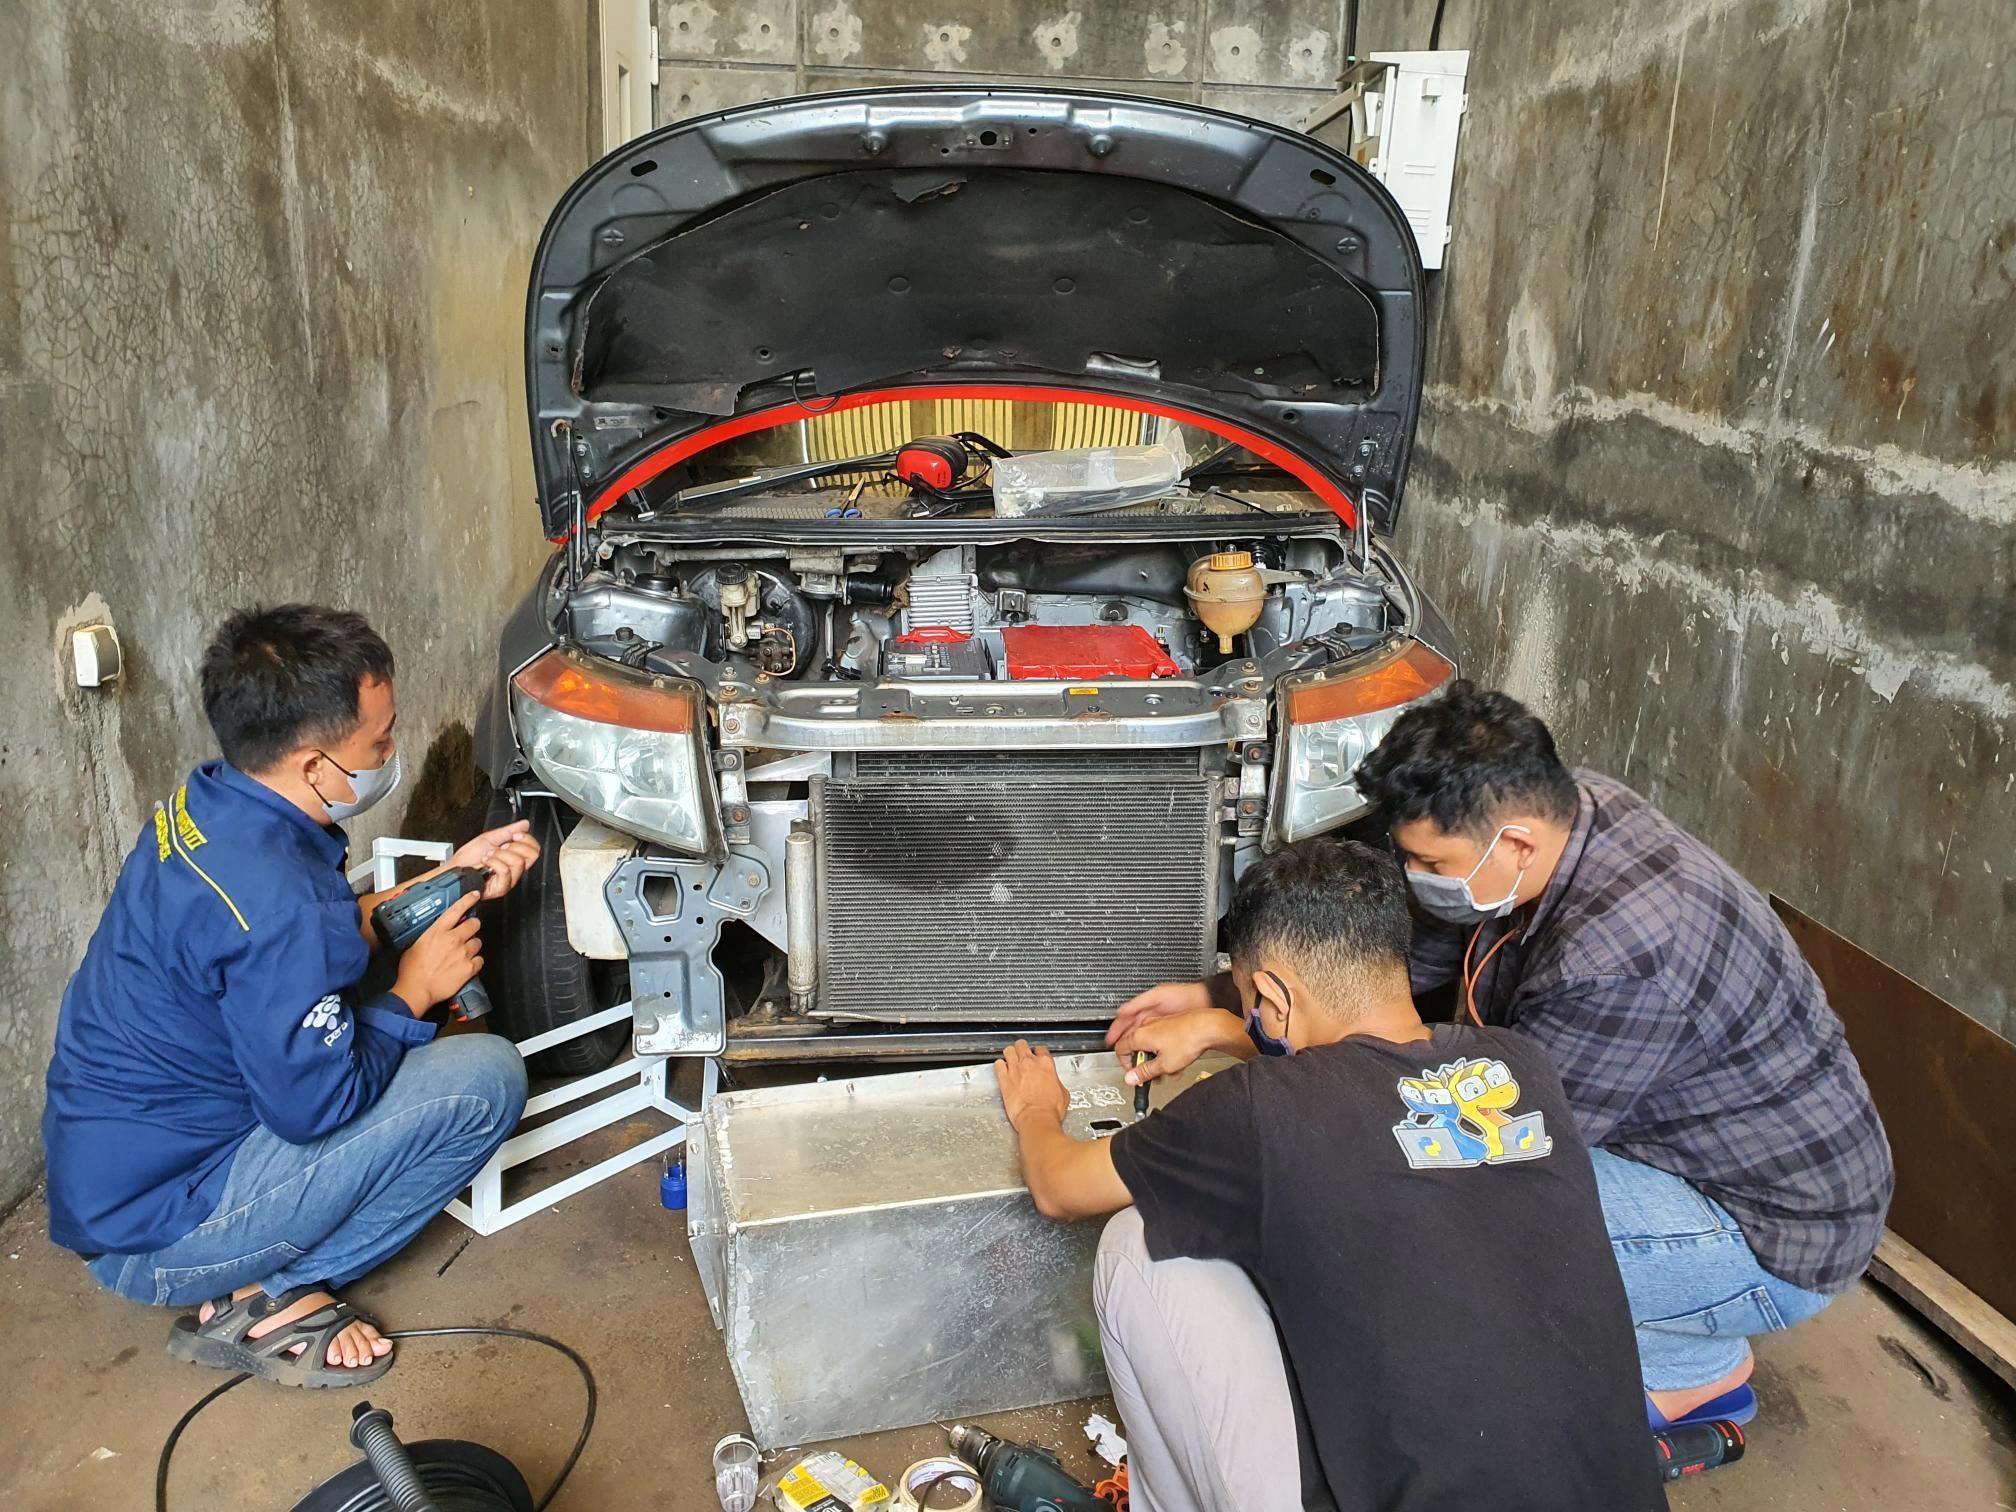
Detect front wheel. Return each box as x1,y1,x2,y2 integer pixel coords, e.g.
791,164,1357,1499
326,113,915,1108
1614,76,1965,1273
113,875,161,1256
480,791,628,1076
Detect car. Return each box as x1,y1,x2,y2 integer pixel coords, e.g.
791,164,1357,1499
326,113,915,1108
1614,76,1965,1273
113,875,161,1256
471,86,1460,1076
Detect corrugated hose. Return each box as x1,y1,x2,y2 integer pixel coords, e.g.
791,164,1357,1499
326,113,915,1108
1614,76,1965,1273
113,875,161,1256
153,1324,596,1512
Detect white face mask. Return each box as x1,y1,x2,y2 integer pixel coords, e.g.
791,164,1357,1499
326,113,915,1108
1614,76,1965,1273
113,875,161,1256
1406,825,1529,924
313,750,402,823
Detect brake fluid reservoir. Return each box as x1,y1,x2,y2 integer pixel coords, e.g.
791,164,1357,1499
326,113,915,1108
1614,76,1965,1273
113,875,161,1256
1185,551,1267,653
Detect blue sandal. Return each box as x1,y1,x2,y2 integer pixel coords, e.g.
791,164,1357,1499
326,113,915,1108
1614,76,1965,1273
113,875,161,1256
1647,1383,1757,1430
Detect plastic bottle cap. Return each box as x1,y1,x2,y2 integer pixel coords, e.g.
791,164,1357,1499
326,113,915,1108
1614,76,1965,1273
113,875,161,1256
1207,550,1254,570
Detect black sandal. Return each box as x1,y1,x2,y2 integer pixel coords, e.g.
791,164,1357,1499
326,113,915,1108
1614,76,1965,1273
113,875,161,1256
166,1283,394,1388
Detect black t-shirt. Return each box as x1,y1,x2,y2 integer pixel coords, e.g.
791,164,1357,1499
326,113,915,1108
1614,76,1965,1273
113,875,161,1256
1110,1023,1666,1512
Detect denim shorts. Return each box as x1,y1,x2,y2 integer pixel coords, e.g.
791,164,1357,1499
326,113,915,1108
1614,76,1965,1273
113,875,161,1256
1589,1147,1835,1391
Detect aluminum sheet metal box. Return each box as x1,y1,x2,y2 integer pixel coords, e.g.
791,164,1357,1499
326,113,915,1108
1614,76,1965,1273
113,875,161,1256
687,1053,1209,1447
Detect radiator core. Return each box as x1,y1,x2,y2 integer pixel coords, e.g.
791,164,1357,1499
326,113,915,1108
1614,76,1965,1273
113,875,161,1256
812,751,1222,1022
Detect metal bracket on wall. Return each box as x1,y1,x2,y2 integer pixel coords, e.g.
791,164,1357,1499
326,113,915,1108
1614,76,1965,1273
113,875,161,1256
607,850,771,1056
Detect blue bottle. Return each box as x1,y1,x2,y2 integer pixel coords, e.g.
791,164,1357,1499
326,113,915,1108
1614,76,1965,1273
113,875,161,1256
661,1160,688,1210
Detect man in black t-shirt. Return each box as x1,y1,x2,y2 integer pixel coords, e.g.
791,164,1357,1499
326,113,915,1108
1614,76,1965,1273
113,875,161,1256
995,838,1665,1512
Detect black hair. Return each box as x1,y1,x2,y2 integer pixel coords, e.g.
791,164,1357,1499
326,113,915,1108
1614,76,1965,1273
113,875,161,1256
1353,679,1578,839
1224,837,1413,1011
199,605,394,773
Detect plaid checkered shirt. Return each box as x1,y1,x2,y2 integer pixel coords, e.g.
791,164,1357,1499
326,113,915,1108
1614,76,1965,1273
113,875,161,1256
1410,770,1893,1294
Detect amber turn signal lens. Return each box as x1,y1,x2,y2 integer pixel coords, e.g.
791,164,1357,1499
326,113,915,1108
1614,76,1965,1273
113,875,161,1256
1283,640,1454,726
511,652,695,734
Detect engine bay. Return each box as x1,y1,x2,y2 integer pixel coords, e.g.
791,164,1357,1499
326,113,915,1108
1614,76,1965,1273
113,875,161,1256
564,532,1408,687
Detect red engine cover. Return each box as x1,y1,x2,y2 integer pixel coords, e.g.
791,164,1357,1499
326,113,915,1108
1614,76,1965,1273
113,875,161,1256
999,623,1181,680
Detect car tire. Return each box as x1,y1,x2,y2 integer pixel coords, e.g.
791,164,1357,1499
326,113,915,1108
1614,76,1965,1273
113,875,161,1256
480,790,629,1077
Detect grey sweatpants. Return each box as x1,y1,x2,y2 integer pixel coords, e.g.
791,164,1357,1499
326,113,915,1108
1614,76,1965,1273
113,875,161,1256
1092,1208,1302,1512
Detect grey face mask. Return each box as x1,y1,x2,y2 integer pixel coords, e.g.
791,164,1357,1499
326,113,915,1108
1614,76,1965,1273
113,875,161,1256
315,750,402,823
1406,825,1528,924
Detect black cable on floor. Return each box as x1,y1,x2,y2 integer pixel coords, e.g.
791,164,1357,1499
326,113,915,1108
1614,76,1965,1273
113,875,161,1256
153,1324,596,1512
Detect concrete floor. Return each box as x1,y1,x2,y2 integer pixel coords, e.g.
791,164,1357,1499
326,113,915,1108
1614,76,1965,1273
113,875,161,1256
2,1108,2013,1511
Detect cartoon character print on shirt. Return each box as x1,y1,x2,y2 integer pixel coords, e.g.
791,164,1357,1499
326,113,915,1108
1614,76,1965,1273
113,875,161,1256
1391,1057,1552,1170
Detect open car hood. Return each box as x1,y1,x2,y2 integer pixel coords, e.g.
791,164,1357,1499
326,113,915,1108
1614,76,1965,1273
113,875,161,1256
526,87,1425,538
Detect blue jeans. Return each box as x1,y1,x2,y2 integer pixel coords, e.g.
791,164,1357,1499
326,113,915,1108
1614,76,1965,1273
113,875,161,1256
87,1035,526,1308
1590,1148,1835,1392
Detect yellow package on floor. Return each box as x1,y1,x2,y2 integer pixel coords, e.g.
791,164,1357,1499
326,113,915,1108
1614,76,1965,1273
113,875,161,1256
772,1451,892,1512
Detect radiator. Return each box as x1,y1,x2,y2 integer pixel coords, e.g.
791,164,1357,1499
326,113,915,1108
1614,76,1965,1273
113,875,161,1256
813,751,1222,1022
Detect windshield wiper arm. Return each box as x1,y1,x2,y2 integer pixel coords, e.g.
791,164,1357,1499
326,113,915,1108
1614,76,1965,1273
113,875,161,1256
674,451,898,508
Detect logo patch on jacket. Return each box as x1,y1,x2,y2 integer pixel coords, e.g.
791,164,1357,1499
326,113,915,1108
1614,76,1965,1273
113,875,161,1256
303,995,347,1047
1392,1058,1552,1170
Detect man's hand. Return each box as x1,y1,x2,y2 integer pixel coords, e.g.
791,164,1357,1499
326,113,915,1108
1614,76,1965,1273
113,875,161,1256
390,892,482,1017
451,820,540,901
994,1040,1071,1134
994,1040,1134,1222
1114,1008,1252,1084
1106,979,1216,1049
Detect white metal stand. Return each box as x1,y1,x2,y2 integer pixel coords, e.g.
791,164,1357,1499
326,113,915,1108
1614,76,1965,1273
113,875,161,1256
347,836,711,1237
445,1003,715,1235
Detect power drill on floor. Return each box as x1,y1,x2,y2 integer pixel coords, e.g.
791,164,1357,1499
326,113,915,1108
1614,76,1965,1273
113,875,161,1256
948,1424,1108,1512
1652,1419,1746,1481
370,866,492,1022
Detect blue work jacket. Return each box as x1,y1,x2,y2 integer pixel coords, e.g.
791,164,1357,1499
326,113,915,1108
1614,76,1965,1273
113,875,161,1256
42,760,435,1255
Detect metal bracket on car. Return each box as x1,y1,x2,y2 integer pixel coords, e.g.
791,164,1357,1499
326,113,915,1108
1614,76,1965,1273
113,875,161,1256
606,851,771,1056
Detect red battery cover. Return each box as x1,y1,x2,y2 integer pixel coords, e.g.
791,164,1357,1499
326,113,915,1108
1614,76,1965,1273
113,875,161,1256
999,623,1181,680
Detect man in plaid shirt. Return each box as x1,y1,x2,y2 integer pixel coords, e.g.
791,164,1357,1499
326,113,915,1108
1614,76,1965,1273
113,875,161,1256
1111,681,1892,1434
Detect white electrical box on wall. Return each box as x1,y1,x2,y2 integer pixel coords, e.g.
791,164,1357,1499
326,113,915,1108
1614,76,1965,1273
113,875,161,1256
1306,51,1470,270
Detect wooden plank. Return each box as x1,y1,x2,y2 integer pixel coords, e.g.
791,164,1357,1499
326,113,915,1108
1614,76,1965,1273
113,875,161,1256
1867,1231,2016,1392
1772,897,2016,1323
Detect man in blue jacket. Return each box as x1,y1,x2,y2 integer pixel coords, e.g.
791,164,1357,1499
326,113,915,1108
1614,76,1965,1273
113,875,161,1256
43,605,537,1387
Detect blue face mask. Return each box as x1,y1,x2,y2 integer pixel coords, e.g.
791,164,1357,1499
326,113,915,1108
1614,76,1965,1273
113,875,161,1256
1245,972,1294,1057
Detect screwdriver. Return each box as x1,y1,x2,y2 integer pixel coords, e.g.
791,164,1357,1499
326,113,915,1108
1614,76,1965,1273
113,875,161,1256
1132,1051,1151,1119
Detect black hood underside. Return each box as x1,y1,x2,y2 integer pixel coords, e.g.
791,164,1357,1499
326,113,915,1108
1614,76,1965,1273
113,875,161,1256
580,168,1380,410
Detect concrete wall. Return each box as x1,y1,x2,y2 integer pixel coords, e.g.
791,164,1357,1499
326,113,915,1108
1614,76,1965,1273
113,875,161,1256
655,0,1352,128
0,1,589,1210
1355,0,2013,1034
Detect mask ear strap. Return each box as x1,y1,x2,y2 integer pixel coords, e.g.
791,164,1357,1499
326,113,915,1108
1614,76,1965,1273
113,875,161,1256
307,749,359,808
1261,971,1294,1037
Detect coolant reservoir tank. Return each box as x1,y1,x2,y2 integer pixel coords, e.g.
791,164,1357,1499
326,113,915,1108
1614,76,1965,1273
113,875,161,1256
1186,550,1266,653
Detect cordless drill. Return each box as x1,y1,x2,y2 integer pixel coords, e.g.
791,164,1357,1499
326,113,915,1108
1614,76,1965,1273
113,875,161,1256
370,867,491,1022
1652,1419,1746,1481
948,1424,1106,1512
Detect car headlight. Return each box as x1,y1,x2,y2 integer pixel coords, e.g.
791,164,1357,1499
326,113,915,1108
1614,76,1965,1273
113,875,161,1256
510,651,716,854
1275,640,1455,841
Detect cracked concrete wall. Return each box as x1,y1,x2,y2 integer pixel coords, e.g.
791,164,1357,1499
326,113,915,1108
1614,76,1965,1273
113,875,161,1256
0,1,588,1210
1356,0,2013,1034
655,0,1350,128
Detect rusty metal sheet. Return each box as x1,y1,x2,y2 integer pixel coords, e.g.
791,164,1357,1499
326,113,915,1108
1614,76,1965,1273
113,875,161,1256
1774,897,2016,1323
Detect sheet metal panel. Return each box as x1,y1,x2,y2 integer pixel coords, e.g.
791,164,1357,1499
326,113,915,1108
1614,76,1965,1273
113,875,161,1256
689,1053,1218,1447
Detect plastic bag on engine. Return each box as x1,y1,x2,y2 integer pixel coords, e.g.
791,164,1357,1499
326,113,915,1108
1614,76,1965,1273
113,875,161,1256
990,433,1190,517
